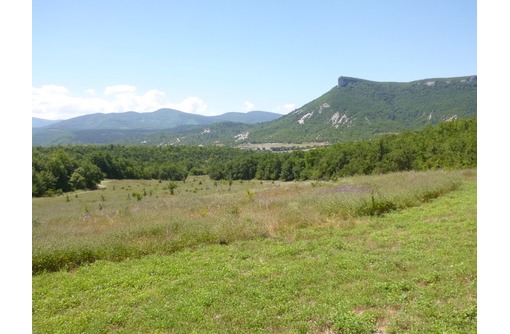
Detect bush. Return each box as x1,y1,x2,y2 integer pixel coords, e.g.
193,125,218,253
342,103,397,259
333,311,377,333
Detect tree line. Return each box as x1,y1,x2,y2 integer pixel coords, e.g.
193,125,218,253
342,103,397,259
32,118,476,197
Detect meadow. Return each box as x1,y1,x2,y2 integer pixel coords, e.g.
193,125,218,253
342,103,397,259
32,169,476,333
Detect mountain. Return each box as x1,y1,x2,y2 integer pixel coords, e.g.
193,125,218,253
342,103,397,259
35,109,282,131
137,75,477,147
243,75,477,144
32,109,282,146
32,75,476,147
32,117,61,128
39,109,211,130
211,111,285,124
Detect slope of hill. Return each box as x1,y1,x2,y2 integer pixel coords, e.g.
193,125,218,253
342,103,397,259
32,117,61,128
211,111,284,124
243,75,477,143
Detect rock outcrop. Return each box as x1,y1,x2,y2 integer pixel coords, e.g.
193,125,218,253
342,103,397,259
337,76,359,87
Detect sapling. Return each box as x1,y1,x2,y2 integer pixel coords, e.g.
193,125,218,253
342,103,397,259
167,181,178,195
246,189,254,201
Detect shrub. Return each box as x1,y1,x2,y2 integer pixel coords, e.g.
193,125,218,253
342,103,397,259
333,311,377,334
167,181,178,195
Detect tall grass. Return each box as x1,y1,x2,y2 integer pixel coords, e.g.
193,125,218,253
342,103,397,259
32,170,472,274
316,170,462,219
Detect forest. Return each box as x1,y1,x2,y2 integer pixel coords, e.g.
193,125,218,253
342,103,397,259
32,118,476,197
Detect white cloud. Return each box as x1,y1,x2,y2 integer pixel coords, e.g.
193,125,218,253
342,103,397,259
32,84,212,120
273,103,296,114
243,101,256,112
169,96,209,115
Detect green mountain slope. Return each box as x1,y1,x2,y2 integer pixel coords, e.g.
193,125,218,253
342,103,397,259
243,75,476,143
211,111,284,124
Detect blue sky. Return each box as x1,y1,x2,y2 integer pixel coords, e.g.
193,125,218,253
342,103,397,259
31,0,477,120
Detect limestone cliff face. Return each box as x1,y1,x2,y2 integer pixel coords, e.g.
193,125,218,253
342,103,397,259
337,76,359,87
463,75,477,85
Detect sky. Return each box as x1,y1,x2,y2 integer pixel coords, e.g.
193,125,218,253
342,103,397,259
31,0,477,120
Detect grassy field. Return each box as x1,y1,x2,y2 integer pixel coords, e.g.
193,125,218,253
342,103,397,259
32,170,476,333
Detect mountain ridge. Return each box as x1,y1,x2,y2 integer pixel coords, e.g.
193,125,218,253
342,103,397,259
32,117,62,128
243,74,476,144
32,75,476,146
33,109,282,131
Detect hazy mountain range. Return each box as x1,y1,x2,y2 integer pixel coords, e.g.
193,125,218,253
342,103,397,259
32,110,282,146
32,117,62,128
33,110,282,130
32,75,476,146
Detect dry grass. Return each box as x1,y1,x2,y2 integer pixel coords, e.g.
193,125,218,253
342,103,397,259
32,169,470,274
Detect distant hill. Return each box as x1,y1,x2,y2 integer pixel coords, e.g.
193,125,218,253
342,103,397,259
32,75,476,146
211,111,285,124
34,109,282,130
32,109,282,146
32,117,61,128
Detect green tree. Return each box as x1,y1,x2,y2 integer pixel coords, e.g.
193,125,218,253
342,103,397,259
158,163,187,181
69,162,104,190
32,168,57,197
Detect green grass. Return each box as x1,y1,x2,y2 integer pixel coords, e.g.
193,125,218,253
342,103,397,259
33,170,476,333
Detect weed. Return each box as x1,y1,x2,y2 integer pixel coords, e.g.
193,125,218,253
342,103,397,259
333,311,377,333
356,192,397,216
246,189,254,201
167,181,178,195
229,205,240,217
